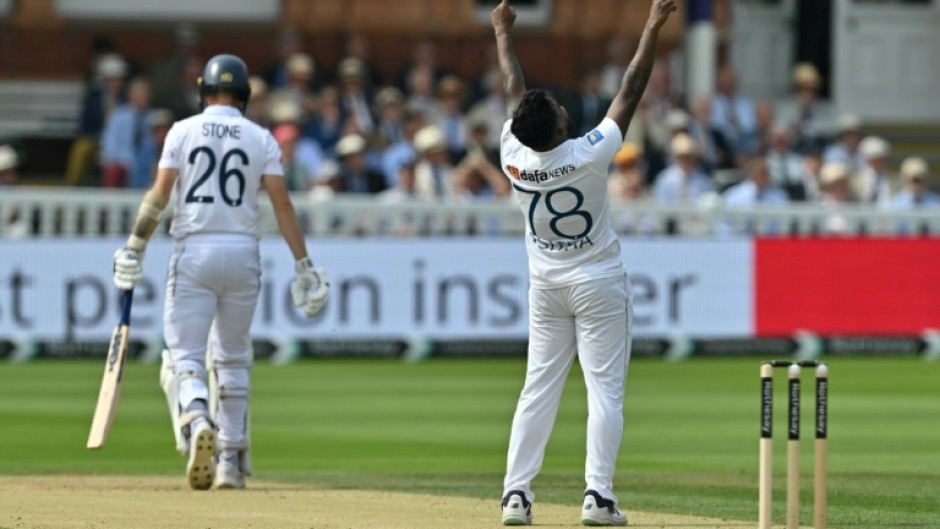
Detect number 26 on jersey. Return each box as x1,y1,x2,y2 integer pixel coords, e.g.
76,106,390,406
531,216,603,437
185,147,249,207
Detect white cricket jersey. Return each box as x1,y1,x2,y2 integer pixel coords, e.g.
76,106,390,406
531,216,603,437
501,117,625,288
158,105,284,239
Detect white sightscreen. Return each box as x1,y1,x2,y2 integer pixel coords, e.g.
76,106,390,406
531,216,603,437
55,0,279,21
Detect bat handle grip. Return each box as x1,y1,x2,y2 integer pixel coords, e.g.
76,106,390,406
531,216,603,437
119,289,134,326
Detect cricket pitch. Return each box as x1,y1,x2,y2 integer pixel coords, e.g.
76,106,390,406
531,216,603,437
0,475,756,528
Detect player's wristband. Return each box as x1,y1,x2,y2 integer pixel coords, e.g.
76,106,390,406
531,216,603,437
126,235,147,252
126,190,166,252
295,257,314,274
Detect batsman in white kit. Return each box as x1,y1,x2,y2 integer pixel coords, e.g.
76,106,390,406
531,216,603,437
112,54,329,490
492,0,676,525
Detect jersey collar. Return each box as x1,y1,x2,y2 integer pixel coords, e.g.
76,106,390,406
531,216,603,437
202,105,242,117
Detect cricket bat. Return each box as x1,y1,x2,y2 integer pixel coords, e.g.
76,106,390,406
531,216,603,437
87,289,134,449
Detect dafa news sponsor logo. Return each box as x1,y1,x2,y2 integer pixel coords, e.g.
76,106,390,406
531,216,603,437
507,164,577,183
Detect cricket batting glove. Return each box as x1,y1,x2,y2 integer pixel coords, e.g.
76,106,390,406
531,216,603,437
291,257,329,318
113,248,143,290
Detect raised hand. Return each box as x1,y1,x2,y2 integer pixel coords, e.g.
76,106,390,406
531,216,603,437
491,0,517,34
648,0,678,29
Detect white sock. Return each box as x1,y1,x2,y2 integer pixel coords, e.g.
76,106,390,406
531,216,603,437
186,399,210,432
190,416,210,433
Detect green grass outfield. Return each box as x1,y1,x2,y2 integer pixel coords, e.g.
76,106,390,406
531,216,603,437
1,357,937,528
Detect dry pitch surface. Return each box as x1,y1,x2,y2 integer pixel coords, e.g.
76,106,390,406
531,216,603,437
0,476,755,529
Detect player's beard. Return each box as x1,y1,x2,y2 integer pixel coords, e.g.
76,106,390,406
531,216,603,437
566,118,575,138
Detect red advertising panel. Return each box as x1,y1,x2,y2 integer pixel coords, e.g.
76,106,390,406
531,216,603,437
755,239,940,336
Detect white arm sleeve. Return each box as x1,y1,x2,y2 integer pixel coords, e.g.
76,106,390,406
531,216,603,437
263,131,285,177
577,117,625,177
158,123,184,170
499,119,523,180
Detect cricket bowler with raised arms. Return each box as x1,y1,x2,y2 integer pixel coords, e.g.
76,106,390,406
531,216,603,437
112,54,329,490
491,0,677,525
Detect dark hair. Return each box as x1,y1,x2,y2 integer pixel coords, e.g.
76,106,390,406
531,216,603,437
511,90,557,151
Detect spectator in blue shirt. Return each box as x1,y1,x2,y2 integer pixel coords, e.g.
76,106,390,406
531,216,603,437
382,108,425,188
653,134,715,205
132,108,173,189
101,78,151,188
891,157,940,209
710,67,756,159
823,114,865,176
721,158,789,235
890,157,940,235
723,158,789,207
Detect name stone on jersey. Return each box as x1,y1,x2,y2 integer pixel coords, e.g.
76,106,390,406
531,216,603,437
202,122,242,139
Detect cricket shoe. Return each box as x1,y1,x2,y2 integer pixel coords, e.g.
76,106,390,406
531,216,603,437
186,418,216,490
213,454,246,490
501,490,533,525
581,490,627,526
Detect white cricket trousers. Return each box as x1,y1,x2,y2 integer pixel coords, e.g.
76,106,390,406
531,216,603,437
164,234,260,447
504,273,632,503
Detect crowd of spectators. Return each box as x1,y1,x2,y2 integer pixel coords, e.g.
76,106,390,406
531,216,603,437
1,28,937,237
602,58,938,236
30,29,517,205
